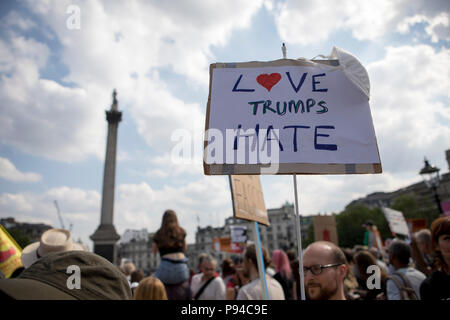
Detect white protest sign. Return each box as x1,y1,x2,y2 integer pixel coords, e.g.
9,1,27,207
204,59,382,175
230,225,248,243
382,207,409,236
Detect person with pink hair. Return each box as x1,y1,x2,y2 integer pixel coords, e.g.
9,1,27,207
272,249,294,300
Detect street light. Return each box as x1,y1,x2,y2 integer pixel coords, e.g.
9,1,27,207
419,157,444,214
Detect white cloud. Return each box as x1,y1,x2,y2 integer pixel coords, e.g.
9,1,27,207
0,0,264,162
267,0,449,44
0,33,106,162
0,157,42,182
368,44,450,173
0,177,232,245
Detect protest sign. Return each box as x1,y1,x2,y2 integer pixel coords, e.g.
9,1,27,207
441,201,450,217
212,236,244,253
406,218,427,233
0,225,23,278
204,59,382,175
382,207,409,236
313,215,338,245
229,175,269,225
230,225,248,243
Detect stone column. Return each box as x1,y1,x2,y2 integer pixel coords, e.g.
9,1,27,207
90,90,122,263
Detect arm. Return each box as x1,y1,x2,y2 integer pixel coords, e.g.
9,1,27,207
216,278,226,300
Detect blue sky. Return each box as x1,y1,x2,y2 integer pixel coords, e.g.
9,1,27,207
0,0,449,247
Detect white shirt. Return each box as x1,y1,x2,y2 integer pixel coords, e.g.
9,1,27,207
386,267,426,300
191,274,225,300
236,275,285,300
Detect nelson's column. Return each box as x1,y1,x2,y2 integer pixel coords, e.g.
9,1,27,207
90,90,121,263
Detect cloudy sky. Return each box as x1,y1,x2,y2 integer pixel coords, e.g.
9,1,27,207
0,0,449,248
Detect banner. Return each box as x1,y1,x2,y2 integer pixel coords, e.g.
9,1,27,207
230,225,248,243
406,218,427,233
382,207,409,236
204,59,382,175
0,225,23,278
229,175,269,225
212,236,244,253
313,215,338,245
441,201,450,217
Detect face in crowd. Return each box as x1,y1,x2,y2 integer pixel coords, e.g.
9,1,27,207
202,260,216,279
302,242,348,300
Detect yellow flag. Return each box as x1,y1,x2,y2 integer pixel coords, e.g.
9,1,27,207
0,224,23,278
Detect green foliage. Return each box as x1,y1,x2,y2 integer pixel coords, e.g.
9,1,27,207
302,223,315,248
336,204,391,248
6,228,31,249
390,194,440,227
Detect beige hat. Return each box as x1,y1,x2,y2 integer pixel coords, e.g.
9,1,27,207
21,228,85,268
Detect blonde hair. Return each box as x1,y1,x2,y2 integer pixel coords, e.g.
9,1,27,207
133,276,168,300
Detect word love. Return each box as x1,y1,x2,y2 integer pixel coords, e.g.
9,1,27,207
233,72,328,93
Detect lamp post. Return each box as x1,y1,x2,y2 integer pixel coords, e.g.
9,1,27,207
419,158,444,215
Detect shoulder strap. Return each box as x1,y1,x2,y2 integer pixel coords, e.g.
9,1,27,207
194,277,215,300
390,272,418,300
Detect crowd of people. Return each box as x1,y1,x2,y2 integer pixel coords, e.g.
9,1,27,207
0,210,449,300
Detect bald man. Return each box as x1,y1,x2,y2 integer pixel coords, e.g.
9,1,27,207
303,241,348,300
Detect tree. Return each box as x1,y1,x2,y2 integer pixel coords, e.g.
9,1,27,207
390,194,440,228
336,204,390,248
6,228,31,249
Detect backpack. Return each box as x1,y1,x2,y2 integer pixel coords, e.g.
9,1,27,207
388,272,419,300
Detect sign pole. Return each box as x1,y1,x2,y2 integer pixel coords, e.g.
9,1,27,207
283,43,306,300
253,221,270,299
293,174,306,300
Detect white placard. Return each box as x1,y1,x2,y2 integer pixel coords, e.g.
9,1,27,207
230,225,248,243
204,60,382,174
382,207,410,236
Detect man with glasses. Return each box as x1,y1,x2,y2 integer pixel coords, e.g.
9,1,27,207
303,241,348,300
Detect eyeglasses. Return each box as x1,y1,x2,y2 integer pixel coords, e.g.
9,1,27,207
303,263,343,276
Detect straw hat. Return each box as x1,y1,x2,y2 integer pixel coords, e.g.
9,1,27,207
21,228,85,268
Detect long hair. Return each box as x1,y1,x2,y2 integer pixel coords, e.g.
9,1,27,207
133,276,168,300
272,249,292,279
354,250,387,282
153,210,186,250
430,216,450,272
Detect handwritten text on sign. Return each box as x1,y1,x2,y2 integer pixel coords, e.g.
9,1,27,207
205,63,381,166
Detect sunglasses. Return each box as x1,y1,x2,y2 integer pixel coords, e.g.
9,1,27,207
303,263,343,276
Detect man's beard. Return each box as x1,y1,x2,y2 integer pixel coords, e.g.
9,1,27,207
306,280,338,300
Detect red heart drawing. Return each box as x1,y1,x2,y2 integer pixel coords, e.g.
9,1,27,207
256,73,282,92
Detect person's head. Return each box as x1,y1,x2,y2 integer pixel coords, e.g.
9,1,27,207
153,210,186,250
302,241,348,300
272,249,292,279
430,216,450,272
354,250,385,281
20,228,86,268
286,249,296,262
342,248,354,265
197,252,209,272
388,240,411,269
363,220,374,231
368,247,381,260
133,276,168,300
415,229,432,254
243,244,271,280
123,262,136,276
221,258,235,277
130,269,145,284
201,255,217,279
0,251,132,300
